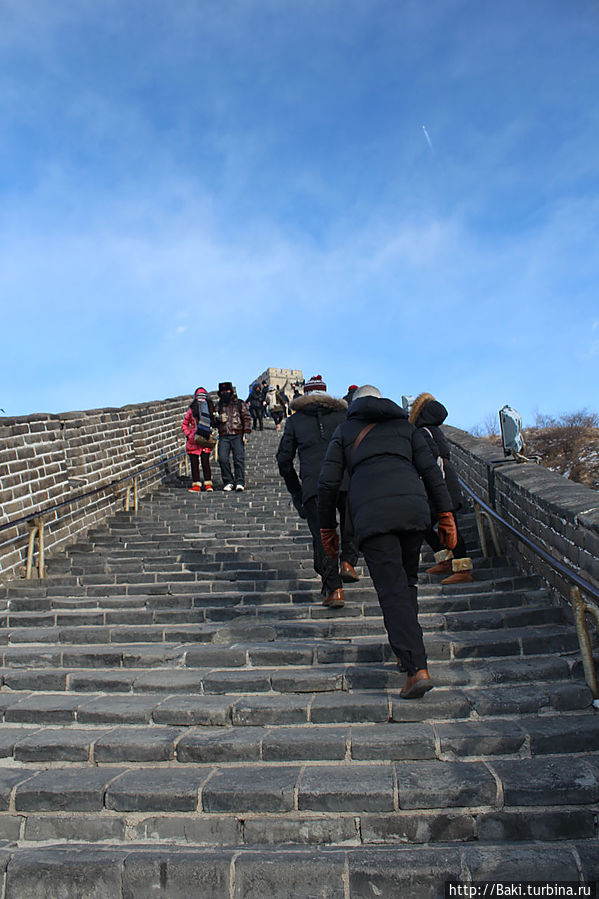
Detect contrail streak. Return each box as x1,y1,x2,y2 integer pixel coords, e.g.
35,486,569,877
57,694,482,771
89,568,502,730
422,124,434,154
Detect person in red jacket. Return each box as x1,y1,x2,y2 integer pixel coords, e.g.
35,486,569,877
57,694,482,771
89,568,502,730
181,387,216,492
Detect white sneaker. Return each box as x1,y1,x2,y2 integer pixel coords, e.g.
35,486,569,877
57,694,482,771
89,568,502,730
235,484,245,491
223,483,234,492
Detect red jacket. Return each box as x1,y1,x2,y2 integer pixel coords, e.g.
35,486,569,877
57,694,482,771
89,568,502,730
182,408,213,455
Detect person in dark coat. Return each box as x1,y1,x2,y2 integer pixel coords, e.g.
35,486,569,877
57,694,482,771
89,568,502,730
216,382,252,491
336,384,361,582
410,393,473,584
318,385,457,698
247,383,265,431
276,375,348,607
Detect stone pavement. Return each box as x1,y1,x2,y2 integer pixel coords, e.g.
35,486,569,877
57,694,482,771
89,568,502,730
0,425,597,897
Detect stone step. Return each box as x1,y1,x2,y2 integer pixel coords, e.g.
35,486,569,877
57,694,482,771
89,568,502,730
1,714,597,766
0,653,580,692
0,680,590,726
1,840,598,895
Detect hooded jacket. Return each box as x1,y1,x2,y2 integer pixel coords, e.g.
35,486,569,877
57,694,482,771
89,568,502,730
318,395,453,545
410,393,463,510
276,393,348,502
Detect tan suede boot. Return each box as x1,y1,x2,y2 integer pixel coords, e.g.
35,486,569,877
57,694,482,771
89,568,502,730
441,557,473,585
426,549,453,575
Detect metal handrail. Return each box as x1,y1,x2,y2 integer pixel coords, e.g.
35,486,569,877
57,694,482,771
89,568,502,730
0,450,187,579
0,451,186,534
457,473,599,702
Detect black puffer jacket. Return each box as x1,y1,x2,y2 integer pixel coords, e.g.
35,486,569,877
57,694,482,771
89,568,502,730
276,394,348,502
318,396,453,545
410,394,463,511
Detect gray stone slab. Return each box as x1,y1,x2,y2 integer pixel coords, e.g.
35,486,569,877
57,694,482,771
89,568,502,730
130,815,241,845
94,726,183,762
106,768,211,812
242,815,358,846
177,727,264,762
6,847,126,899
67,670,135,691
234,850,346,898
132,669,206,692
397,761,498,809
201,669,272,693
246,642,314,666
122,849,233,899
575,840,599,882
262,726,347,761
14,767,124,811
435,720,527,757
390,690,471,722
493,757,599,806
310,693,388,723
477,809,597,842
231,694,309,725
14,728,107,762
271,668,344,693
23,814,127,843
3,668,67,691
463,844,580,880
360,811,475,844
5,693,85,723
153,695,232,726
299,764,395,812
202,766,300,812
348,846,462,899
77,694,163,724
0,815,22,841
521,715,599,754
185,645,247,667
0,769,37,810
350,723,436,760
0,727,40,758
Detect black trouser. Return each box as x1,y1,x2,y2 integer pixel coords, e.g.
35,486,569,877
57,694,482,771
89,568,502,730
338,491,358,566
303,496,342,596
360,530,426,676
272,410,284,426
424,510,467,559
250,407,264,430
218,434,245,486
189,453,212,482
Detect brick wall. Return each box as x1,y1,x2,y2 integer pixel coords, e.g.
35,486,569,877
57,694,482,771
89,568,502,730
444,425,599,610
0,396,190,580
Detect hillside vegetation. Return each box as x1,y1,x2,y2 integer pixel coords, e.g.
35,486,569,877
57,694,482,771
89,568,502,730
472,410,599,491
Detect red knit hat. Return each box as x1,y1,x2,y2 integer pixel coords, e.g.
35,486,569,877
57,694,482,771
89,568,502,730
194,387,207,397
304,375,327,394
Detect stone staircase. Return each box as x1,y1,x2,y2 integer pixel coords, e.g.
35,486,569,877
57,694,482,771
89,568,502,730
0,426,597,897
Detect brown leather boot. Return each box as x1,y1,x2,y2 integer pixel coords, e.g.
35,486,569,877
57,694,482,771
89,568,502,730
400,669,434,699
441,557,473,585
322,588,344,608
426,549,453,575
340,561,360,583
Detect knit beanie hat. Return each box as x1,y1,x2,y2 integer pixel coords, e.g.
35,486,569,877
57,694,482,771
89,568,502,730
194,387,207,397
304,375,327,394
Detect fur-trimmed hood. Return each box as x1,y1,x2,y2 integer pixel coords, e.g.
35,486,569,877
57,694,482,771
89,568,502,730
410,392,448,428
290,393,347,414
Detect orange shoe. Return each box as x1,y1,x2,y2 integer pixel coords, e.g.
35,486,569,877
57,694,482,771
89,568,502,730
322,588,344,608
188,482,202,493
340,561,360,583
400,669,434,699
204,481,213,492
441,558,473,585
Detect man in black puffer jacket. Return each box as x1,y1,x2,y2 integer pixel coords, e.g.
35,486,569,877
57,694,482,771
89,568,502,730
276,375,348,607
318,385,457,698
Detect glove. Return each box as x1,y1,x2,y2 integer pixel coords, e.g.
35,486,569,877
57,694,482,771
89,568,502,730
320,528,339,559
437,512,457,550
291,493,306,519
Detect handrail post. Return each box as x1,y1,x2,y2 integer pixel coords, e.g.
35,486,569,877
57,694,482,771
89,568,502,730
26,521,38,579
124,484,131,512
133,476,139,513
473,502,489,557
571,586,599,704
37,516,45,579
481,510,501,556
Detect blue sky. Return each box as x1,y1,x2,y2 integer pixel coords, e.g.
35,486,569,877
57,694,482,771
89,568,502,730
1,0,598,430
